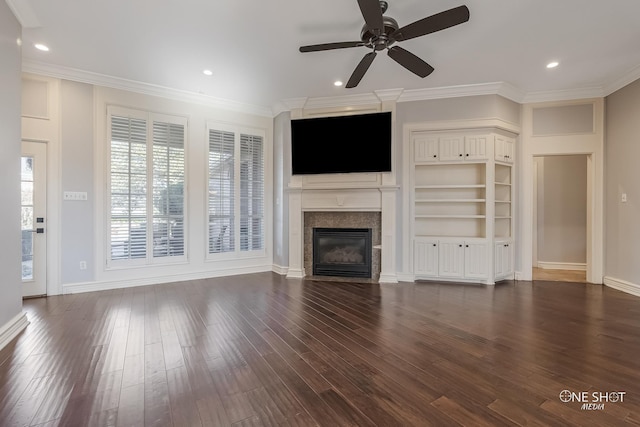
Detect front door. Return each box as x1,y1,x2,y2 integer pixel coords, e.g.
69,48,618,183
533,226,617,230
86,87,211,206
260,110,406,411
21,141,47,297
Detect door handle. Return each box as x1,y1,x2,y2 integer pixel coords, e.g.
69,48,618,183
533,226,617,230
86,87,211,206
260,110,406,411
28,228,45,234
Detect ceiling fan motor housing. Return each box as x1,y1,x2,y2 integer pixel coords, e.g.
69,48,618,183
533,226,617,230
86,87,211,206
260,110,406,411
361,16,399,50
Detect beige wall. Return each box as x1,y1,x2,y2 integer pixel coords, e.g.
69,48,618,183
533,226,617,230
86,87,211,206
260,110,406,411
605,79,640,284
0,4,23,327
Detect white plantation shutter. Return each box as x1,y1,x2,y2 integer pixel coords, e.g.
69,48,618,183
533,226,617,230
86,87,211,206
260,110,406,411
207,126,265,256
208,130,235,253
108,108,186,264
240,134,264,251
110,116,148,260
152,121,185,258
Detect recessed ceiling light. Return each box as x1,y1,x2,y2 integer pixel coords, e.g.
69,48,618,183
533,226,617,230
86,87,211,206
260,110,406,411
203,69,213,76
334,80,343,87
34,43,49,52
547,61,559,69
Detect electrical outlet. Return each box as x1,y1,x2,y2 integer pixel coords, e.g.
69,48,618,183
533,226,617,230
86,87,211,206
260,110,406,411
79,261,87,270
622,193,628,203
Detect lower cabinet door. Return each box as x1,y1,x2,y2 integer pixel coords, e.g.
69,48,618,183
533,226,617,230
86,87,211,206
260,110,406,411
464,242,488,279
495,242,513,278
438,241,465,278
415,240,438,277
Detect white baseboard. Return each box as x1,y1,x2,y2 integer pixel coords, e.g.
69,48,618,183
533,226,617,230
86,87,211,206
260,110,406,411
286,268,305,279
537,261,587,271
378,273,398,284
0,312,29,352
272,264,289,275
604,276,640,298
63,264,273,294
396,272,415,283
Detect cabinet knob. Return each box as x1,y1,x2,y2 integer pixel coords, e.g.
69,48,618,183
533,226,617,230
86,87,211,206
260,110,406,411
433,154,437,158
459,154,463,157
466,153,469,157
465,245,469,247
433,244,436,247
459,244,463,247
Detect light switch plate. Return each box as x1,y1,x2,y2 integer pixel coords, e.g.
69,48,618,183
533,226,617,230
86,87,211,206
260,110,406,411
621,193,628,203
64,191,88,201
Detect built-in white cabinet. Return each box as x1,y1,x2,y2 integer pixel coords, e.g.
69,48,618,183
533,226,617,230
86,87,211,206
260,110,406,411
414,136,440,162
494,240,513,279
439,136,465,161
465,136,488,161
438,240,465,278
495,136,515,163
412,130,516,284
464,241,488,279
414,134,488,163
414,239,439,276
414,237,488,280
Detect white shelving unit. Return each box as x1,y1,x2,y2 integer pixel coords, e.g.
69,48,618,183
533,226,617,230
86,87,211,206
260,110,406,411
411,131,516,284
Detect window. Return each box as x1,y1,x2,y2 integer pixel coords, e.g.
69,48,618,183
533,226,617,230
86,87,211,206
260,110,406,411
208,124,264,256
108,107,187,264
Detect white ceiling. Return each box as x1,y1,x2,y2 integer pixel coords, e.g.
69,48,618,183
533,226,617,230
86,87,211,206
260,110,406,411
12,0,640,112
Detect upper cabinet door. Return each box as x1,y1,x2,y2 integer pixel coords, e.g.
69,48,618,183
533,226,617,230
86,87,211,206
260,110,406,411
464,136,488,161
414,136,439,162
495,136,514,163
439,137,465,161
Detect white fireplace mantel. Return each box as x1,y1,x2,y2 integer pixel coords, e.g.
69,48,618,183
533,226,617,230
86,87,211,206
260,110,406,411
286,176,398,283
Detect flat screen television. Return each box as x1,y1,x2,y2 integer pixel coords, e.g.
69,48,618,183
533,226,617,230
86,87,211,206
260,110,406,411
291,111,392,175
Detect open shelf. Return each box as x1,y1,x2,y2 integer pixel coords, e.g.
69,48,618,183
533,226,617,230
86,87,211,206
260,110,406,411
415,216,486,238
416,184,486,189
416,215,486,219
416,199,486,203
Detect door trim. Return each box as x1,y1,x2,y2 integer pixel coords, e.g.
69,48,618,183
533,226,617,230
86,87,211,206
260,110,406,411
519,99,604,284
21,74,62,296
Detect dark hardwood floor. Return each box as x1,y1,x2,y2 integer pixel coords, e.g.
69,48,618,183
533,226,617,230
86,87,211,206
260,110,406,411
1,273,640,426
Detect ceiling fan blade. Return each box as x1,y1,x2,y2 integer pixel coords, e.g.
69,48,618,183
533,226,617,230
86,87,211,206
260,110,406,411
346,52,377,88
299,41,365,53
392,5,470,42
357,0,384,33
387,46,434,78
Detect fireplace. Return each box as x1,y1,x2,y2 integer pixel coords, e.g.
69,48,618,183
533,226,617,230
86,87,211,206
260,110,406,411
312,228,372,278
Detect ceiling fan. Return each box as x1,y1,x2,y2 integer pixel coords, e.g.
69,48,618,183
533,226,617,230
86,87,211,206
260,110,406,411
299,0,470,88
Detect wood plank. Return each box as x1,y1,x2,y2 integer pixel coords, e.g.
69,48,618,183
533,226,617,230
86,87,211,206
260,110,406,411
0,272,637,427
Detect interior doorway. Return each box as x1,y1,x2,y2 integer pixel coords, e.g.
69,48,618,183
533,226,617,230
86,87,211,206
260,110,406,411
21,141,47,297
532,154,588,283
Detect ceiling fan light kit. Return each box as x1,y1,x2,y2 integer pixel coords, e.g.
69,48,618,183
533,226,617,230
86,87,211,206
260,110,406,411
299,0,470,88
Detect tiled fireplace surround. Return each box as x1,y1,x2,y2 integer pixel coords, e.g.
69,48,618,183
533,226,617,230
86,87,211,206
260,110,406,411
286,174,398,283
304,212,381,281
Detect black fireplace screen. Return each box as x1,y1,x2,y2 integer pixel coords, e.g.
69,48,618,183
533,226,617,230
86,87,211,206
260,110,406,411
313,228,372,278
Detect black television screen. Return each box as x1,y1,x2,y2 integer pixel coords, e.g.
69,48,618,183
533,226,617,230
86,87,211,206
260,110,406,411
291,111,392,175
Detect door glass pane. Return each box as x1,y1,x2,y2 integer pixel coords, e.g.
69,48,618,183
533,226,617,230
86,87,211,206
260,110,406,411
21,156,34,281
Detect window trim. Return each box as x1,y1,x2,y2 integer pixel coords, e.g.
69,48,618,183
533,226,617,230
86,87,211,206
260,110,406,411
106,105,189,268
205,121,266,261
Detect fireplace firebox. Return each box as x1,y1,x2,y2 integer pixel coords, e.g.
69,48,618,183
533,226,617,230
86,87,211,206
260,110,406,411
312,228,372,278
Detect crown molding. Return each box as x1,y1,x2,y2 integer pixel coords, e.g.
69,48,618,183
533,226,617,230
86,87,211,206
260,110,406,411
603,64,640,97
27,56,622,117
374,88,404,102
272,97,311,116
6,0,40,28
398,82,523,103
22,59,273,117
521,86,605,104
302,92,380,110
